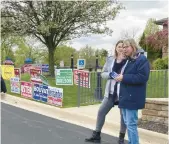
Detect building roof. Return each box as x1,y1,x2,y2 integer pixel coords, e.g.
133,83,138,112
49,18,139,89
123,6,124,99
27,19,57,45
155,18,168,25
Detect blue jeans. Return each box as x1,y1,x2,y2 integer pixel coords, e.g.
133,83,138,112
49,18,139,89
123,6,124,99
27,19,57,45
121,109,139,144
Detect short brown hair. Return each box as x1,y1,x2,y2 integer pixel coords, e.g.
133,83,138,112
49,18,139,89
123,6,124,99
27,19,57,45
114,40,123,57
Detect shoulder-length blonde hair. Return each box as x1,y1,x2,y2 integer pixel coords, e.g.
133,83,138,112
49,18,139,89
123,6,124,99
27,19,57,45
114,40,123,58
123,39,139,58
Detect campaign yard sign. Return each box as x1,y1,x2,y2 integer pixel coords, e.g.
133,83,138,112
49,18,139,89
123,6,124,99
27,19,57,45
10,77,20,94
48,86,63,107
55,69,73,85
21,81,32,99
42,64,49,72
1,65,14,80
33,84,48,103
30,68,42,84
14,68,21,79
30,68,42,79
73,69,90,88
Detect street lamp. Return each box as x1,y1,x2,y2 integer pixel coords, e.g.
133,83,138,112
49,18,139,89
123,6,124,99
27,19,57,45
94,54,102,101
95,54,98,71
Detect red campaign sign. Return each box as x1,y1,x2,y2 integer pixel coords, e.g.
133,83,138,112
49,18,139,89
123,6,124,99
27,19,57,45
53,98,62,106
22,64,33,73
48,96,53,105
21,64,41,73
14,68,21,79
31,78,42,85
30,69,42,79
73,69,90,88
21,81,32,98
30,68,42,85
48,97,62,106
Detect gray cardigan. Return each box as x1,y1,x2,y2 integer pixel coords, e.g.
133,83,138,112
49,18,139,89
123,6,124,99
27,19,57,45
101,56,128,98
101,56,116,98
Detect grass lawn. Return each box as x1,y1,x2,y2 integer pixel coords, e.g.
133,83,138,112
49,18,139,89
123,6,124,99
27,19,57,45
4,70,168,108
5,73,78,108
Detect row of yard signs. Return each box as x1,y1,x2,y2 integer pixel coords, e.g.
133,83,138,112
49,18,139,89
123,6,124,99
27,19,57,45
1,65,62,106
22,64,49,73
55,69,90,88
1,64,49,80
10,79,63,107
1,59,86,80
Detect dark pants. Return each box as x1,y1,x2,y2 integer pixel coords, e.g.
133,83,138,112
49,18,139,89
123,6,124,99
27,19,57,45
1,76,7,93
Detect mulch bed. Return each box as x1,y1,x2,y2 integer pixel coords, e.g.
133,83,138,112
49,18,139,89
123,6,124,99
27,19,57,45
138,119,168,135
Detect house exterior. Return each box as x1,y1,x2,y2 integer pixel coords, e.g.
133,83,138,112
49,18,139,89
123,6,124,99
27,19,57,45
155,18,168,30
154,18,168,57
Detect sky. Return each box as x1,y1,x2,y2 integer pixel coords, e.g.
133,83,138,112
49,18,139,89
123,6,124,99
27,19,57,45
66,0,168,55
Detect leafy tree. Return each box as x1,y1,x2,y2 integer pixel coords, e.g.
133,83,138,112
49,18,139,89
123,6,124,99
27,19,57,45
139,18,162,63
1,1,123,76
143,18,159,37
78,45,96,68
54,45,77,67
146,29,168,51
1,36,16,64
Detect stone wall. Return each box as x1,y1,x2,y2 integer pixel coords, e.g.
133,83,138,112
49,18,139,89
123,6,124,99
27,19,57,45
142,98,168,125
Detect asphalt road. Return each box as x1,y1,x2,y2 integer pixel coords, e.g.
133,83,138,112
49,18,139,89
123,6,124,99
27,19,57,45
1,103,120,144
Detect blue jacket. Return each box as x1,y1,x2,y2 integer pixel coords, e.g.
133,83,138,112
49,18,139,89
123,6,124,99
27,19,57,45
118,55,150,110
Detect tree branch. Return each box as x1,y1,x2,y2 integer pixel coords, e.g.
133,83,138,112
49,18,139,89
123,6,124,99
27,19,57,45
28,1,41,25
34,34,46,45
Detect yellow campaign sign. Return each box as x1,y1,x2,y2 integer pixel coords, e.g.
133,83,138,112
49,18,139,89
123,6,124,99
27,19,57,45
1,65,14,80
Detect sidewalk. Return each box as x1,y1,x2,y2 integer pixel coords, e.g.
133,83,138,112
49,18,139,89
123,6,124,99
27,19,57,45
1,94,168,144
63,104,142,125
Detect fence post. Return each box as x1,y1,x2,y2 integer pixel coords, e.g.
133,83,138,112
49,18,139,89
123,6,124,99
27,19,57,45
164,70,167,97
94,72,102,101
77,73,81,107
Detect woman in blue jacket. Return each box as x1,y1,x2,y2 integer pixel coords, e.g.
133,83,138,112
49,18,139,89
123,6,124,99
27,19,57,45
115,39,150,144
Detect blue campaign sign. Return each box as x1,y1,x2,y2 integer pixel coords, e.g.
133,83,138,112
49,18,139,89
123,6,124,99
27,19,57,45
42,64,49,72
77,59,85,69
33,84,48,102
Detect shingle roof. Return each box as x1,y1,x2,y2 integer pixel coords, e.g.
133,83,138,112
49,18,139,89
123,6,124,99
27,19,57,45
155,18,168,25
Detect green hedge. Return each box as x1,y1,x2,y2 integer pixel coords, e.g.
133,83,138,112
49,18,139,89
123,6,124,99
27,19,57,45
153,56,168,70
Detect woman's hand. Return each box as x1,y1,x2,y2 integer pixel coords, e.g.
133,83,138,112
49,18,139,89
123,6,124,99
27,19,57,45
114,74,123,82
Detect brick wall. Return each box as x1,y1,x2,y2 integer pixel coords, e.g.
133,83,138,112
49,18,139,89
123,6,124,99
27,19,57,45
142,99,168,125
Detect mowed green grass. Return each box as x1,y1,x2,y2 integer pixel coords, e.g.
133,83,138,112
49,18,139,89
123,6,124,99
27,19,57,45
4,70,168,108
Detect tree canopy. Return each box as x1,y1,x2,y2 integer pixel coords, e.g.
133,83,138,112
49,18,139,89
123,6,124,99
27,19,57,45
1,1,123,76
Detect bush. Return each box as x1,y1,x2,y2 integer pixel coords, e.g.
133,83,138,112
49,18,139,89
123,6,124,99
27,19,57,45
153,57,168,70
163,56,168,69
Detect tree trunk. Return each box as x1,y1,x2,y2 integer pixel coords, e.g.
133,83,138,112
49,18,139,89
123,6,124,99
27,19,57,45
48,48,55,77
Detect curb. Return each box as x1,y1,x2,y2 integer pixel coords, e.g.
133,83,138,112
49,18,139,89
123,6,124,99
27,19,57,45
1,94,168,144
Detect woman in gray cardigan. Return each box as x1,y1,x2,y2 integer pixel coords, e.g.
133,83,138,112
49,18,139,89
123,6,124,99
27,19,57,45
85,40,127,144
